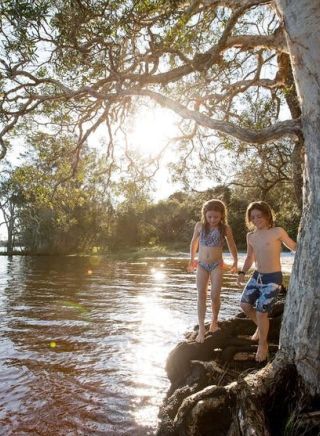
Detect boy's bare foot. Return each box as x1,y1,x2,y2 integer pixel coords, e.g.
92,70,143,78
209,322,220,333
256,342,269,362
251,328,259,341
195,329,205,343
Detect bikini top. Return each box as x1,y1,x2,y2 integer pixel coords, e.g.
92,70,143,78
200,227,224,247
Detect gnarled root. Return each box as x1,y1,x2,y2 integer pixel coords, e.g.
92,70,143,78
157,354,314,435
166,302,284,391
174,384,235,436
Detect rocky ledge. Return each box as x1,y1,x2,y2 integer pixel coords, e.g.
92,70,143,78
156,288,286,436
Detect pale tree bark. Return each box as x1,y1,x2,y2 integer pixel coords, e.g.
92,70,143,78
275,0,320,395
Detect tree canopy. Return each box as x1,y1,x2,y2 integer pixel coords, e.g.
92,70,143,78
0,1,302,169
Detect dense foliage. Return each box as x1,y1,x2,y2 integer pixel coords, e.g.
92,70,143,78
1,144,299,254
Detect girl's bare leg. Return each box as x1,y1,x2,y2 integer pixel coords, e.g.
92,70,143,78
209,266,223,333
196,266,209,343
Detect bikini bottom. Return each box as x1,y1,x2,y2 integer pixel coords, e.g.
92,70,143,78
198,261,220,273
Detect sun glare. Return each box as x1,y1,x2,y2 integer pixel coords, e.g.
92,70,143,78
127,293,186,428
130,108,178,157
87,106,182,200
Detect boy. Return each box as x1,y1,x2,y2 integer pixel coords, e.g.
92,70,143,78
237,201,296,362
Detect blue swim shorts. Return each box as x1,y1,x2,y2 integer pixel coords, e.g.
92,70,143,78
240,271,282,313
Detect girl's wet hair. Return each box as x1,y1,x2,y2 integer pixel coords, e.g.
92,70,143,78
245,201,275,230
201,199,228,236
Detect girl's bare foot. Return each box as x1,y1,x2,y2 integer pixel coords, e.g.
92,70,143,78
195,328,205,343
251,328,259,341
255,342,268,362
209,322,220,333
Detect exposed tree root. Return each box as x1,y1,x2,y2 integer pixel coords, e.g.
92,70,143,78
157,294,320,435
165,299,284,394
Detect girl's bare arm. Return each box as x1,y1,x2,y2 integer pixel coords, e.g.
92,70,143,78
189,222,201,265
225,225,238,272
237,233,255,285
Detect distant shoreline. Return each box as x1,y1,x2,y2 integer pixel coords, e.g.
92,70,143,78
0,243,188,258
0,245,294,265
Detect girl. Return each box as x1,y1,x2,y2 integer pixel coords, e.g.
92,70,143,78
188,199,238,343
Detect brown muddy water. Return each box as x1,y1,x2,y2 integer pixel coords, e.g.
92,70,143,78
0,253,294,435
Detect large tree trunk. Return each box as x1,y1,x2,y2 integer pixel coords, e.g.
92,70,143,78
278,53,304,209
275,0,320,395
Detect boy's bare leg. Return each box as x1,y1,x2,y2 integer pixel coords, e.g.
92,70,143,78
209,267,222,333
240,302,258,323
196,267,209,343
240,303,259,340
251,327,259,341
256,311,269,362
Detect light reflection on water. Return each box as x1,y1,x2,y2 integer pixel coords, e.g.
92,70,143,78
0,253,294,435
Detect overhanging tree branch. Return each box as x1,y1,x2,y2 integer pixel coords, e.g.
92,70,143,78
124,88,301,143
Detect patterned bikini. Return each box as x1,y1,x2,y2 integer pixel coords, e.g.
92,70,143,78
199,227,224,272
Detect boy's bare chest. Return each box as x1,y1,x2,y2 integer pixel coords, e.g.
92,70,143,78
250,232,280,252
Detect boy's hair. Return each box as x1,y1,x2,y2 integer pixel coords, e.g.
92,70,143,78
246,201,275,230
201,199,228,236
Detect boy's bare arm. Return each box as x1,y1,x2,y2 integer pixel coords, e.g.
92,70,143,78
278,227,297,251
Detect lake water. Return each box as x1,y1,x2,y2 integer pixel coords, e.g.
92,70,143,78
0,253,294,435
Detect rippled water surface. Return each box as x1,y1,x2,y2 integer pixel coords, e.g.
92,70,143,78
0,253,294,435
